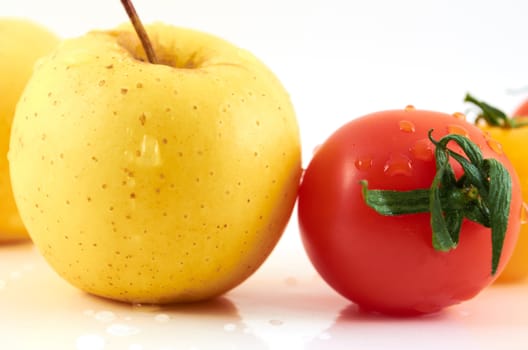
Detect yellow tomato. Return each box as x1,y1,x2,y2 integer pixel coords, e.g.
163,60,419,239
466,93,528,283
479,125,528,283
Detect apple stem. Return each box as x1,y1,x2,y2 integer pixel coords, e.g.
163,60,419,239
120,0,159,64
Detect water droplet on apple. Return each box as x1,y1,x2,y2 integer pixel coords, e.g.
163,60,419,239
354,157,373,171
133,135,162,167
384,154,412,176
447,124,469,137
404,105,416,112
399,120,415,133
411,138,434,161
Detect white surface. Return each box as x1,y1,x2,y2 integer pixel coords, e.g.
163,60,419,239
2,230,528,350
3,1,528,349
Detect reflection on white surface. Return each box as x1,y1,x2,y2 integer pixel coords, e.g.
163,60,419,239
76,334,105,350
2,238,528,349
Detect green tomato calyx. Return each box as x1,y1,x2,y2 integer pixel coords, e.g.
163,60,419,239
465,93,528,128
361,130,512,275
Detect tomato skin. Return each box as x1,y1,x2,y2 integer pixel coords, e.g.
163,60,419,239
298,109,522,316
513,99,528,117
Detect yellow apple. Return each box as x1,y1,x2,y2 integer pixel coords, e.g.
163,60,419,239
9,22,301,303
0,18,59,243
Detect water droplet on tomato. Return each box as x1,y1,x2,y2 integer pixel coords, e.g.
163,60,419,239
404,105,416,112
411,139,434,161
486,138,503,155
452,112,466,121
520,202,528,224
447,124,469,137
384,154,412,176
399,120,416,133
354,157,373,171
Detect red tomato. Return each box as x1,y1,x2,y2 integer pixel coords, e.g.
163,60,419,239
298,108,522,316
513,99,528,117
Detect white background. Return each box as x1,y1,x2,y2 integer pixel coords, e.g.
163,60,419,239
3,0,528,167
3,1,528,349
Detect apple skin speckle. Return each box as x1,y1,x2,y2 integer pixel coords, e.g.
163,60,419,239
8,22,301,304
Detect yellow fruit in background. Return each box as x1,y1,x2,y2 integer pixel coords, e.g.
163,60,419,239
9,23,301,303
479,125,528,283
0,18,59,243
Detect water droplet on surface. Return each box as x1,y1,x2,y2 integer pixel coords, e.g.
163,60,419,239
9,271,21,279
384,154,412,176
411,139,434,161
404,105,416,112
22,263,35,271
452,112,466,121
95,311,117,323
284,276,298,286
269,319,284,326
76,334,105,350
486,138,504,155
106,323,140,337
154,314,171,323
399,120,416,133
447,124,469,137
83,309,95,316
223,323,237,332
354,156,373,171
521,202,528,224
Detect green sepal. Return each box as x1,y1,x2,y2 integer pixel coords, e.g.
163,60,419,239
484,158,512,274
360,181,430,215
361,129,513,275
465,93,528,128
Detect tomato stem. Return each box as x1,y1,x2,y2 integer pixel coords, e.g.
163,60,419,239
465,93,528,128
361,130,512,275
